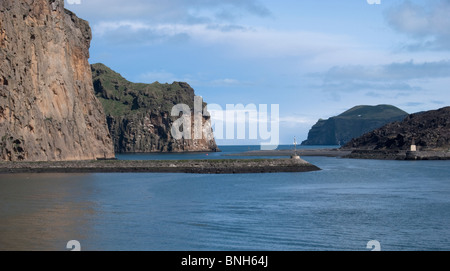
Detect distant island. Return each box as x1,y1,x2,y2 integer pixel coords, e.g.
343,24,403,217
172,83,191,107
302,105,408,146
91,63,219,153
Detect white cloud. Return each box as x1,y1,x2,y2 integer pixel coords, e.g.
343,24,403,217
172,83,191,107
66,0,270,23
93,21,358,62
314,59,450,93
324,60,450,82
95,21,150,33
386,0,450,51
138,72,245,88
209,78,241,86
71,1,390,70
138,70,180,83
279,116,316,127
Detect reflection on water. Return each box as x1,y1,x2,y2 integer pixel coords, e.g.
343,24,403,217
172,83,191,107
1,147,450,251
0,174,97,251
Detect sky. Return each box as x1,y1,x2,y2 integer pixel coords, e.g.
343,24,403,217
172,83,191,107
66,0,450,145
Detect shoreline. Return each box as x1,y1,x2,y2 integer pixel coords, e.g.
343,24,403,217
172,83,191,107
343,149,450,160
230,148,450,161
229,149,351,158
0,158,321,174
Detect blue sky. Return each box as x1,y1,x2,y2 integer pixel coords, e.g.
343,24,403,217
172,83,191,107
67,0,450,145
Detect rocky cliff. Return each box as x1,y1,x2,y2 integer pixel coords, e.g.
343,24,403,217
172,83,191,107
343,106,450,151
91,63,219,153
302,105,408,146
0,0,115,161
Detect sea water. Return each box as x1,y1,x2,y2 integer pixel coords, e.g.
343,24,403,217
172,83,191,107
0,146,449,251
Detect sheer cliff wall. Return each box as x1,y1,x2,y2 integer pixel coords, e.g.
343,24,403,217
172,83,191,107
0,0,115,161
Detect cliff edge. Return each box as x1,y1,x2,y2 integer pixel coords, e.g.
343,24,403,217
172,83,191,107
91,63,219,153
0,0,115,161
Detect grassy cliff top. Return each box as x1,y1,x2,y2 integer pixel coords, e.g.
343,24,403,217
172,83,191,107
91,63,197,117
337,105,408,120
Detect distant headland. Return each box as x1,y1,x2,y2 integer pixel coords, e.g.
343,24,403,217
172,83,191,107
302,105,408,146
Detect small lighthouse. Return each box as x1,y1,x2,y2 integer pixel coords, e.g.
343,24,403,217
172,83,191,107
406,138,419,160
410,138,417,152
291,136,301,160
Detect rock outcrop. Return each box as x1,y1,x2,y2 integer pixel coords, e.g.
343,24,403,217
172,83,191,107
0,0,115,161
343,106,450,151
302,105,408,146
91,63,219,153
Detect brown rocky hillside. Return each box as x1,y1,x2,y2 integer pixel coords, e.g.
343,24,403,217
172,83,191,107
343,107,450,151
0,0,114,161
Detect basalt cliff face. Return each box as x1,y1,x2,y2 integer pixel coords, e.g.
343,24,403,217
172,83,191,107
302,105,408,146
0,0,115,161
91,63,219,153
343,106,450,151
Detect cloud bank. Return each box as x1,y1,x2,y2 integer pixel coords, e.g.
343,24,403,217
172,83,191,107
66,0,271,23
317,60,450,92
386,0,450,51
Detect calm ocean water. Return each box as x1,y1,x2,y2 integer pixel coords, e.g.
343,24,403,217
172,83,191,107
1,145,449,251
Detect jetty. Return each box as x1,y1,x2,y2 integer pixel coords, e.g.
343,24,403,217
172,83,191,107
0,158,321,174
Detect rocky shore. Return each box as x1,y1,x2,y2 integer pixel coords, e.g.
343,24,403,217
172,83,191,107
231,148,450,160
230,149,351,158
0,158,321,174
344,150,450,160
343,107,450,159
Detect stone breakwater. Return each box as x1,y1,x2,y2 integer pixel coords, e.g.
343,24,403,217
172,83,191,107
0,159,321,174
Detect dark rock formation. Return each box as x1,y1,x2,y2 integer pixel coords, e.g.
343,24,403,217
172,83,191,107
0,0,115,161
302,105,408,146
91,63,219,153
343,106,450,151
